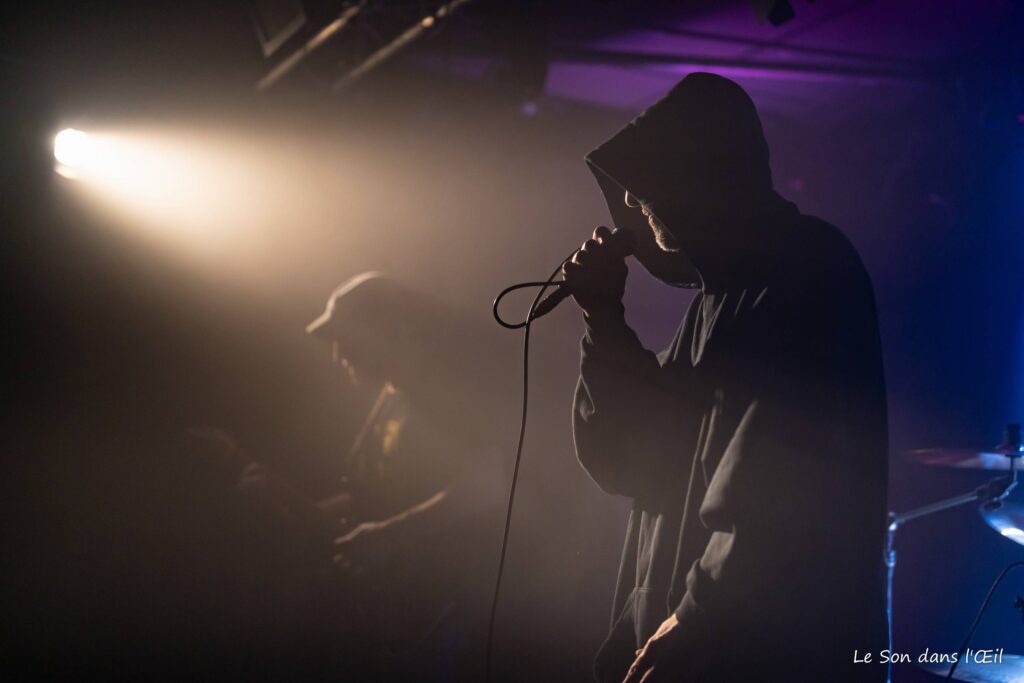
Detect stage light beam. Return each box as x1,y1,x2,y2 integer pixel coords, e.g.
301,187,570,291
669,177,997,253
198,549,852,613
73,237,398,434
54,128,96,176
48,124,336,264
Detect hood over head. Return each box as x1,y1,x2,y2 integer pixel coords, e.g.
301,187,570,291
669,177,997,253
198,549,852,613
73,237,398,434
586,72,788,289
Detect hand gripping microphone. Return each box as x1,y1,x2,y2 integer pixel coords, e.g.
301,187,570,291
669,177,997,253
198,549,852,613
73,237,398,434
530,227,637,319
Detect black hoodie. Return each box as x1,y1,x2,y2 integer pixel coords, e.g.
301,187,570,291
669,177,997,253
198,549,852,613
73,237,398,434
574,73,888,682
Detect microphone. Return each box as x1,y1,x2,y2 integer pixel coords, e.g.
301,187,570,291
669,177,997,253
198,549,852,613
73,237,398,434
531,228,636,319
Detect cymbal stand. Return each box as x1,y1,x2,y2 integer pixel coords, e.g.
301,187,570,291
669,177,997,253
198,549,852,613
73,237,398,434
884,424,1021,683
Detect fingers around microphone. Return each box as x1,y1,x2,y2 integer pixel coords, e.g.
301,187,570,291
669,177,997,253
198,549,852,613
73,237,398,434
566,227,625,278
571,249,592,267
561,260,581,280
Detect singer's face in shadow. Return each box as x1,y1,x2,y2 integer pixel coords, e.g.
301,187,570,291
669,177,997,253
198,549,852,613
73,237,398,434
625,191,680,252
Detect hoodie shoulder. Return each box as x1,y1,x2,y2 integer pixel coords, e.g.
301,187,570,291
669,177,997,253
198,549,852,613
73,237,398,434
786,213,872,289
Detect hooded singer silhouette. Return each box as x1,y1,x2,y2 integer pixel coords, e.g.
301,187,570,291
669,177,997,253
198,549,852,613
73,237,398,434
566,73,888,682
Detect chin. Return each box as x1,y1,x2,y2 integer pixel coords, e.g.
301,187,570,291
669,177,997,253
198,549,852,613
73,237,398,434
651,222,681,252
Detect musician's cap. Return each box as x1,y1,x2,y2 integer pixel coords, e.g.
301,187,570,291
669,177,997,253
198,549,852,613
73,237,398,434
306,270,391,339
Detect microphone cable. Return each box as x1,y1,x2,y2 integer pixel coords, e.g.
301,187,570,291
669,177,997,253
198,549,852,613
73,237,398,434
485,250,576,682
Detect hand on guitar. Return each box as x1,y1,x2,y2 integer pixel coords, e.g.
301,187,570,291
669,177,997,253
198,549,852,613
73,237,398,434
333,489,449,570
332,520,387,571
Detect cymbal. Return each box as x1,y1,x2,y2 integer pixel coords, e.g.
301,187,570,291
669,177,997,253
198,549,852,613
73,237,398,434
920,653,1024,682
906,448,1022,471
982,500,1024,546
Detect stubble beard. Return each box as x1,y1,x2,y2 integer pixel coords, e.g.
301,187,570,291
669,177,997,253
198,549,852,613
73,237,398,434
648,214,681,252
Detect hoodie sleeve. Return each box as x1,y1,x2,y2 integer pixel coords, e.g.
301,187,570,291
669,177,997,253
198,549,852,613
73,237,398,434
673,396,831,624
671,284,854,639
572,303,688,499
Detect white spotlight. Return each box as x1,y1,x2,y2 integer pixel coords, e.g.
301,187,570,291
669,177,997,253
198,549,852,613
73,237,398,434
54,128,95,174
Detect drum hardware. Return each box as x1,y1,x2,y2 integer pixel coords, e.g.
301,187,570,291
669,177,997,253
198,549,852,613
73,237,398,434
919,653,1024,682
888,424,1021,683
